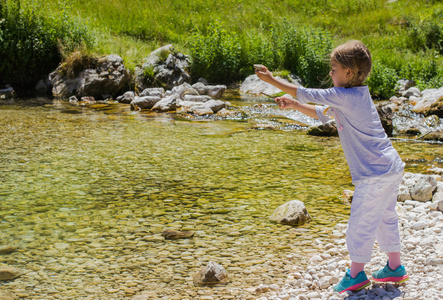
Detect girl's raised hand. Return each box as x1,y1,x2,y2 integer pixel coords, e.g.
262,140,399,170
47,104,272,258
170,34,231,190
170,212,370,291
275,96,298,109
254,65,273,83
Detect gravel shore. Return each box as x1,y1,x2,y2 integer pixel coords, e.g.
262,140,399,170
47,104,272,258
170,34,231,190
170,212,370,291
258,199,443,300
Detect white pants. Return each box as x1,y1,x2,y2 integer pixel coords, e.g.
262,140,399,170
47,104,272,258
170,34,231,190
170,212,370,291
346,171,404,263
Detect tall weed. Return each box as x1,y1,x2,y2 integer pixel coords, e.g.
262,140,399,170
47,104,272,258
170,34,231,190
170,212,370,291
0,0,93,92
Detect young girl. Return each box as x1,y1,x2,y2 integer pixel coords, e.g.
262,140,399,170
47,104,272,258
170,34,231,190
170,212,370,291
256,40,409,294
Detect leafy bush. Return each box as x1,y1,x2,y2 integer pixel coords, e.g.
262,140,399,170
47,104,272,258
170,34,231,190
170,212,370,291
189,22,333,87
189,23,242,84
0,0,93,92
405,8,443,54
367,60,399,99
280,24,333,87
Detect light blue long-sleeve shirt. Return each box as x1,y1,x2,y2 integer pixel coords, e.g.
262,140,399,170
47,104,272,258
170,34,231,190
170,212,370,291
297,86,405,183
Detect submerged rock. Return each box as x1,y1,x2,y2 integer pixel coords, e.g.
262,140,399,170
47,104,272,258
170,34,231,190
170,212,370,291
0,291,15,300
307,120,338,137
161,229,194,239
270,200,311,226
0,246,17,255
0,266,23,281
193,261,228,286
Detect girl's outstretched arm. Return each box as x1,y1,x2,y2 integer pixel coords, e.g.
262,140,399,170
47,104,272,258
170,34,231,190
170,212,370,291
275,97,318,119
255,66,298,98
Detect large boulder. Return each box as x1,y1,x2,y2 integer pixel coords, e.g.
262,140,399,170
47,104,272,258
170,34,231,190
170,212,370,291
134,45,191,91
50,54,130,99
412,87,443,117
269,200,311,226
240,74,302,96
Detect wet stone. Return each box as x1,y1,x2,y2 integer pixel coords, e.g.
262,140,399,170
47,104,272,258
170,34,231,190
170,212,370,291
0,246,17,255
0,266,24,281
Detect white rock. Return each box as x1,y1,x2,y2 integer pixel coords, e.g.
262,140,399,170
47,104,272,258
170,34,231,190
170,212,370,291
270,284,280,291
309,255,322,265
402,173,437,202
412,221,427,230
412,86,443,114
278,293,290,300
305,291,320,299
318,276,332,289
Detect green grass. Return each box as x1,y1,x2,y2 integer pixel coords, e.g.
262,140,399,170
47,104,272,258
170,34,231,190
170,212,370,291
3,0,443,98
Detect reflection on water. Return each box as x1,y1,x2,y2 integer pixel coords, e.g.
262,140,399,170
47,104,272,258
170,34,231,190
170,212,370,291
0,97,441,299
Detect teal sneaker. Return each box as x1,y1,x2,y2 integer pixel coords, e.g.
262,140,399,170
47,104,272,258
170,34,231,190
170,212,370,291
372,262,409,283
333,269,371,294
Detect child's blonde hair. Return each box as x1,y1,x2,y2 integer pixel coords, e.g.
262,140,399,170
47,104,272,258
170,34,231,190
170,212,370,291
331,40,372,87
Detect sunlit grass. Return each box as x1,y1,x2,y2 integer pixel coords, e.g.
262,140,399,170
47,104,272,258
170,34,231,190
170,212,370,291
16,0,443,95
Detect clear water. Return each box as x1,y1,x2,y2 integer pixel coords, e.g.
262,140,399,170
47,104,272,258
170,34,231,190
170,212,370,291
0,96,441,299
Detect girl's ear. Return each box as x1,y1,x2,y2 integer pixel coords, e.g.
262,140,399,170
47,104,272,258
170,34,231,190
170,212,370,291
346,68,354,78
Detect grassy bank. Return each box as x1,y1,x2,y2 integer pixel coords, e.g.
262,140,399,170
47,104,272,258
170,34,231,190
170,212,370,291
2,0,443,98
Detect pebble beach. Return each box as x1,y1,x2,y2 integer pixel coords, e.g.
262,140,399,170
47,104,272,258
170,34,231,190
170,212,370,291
258,199,443,300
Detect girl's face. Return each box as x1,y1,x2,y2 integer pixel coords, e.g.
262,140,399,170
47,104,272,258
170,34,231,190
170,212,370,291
330,61,353,88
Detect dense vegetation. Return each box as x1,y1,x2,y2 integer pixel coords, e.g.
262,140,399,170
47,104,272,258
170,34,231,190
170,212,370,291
0,0,93,91
1,0,443,98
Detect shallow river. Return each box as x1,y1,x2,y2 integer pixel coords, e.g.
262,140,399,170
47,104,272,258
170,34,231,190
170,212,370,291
0,95,441,299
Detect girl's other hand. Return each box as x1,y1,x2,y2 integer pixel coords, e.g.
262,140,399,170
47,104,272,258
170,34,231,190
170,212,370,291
275,96,298,109
255,65,273,83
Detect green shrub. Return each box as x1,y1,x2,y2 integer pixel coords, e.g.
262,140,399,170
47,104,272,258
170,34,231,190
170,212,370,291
189,22,333,87
189,23,242,83
281,24,333,87
0,0,93,93
241,28,282,74
367,60,399,99
405,8,443,54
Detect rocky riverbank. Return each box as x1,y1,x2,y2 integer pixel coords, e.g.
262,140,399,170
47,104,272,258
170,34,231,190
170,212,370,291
256,171,443,300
